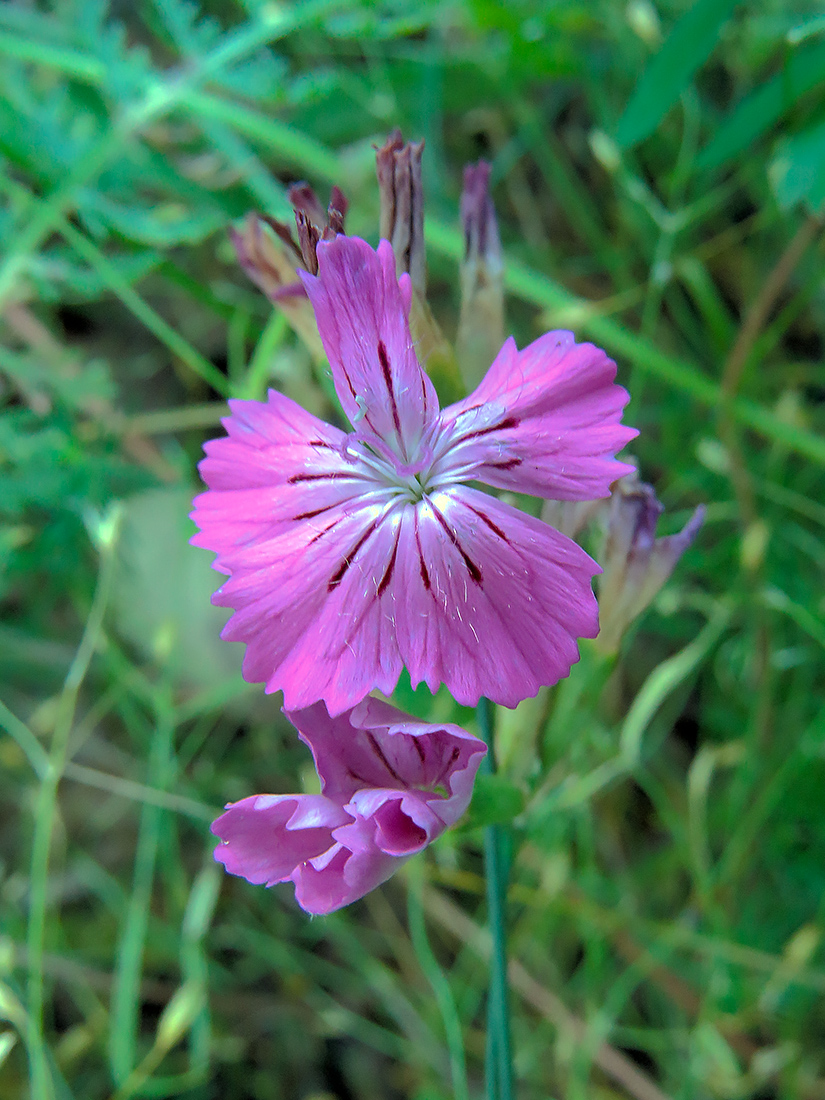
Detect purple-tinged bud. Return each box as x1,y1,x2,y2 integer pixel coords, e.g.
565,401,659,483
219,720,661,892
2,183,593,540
457,161,504,389
229,213,302,302
376,129,426,295
287,182,327,227
375,130,463,404
596,471,705,653
289,183,349,275
230,185,349,360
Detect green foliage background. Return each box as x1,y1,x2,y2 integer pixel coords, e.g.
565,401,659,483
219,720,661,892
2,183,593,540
2,1,825,1098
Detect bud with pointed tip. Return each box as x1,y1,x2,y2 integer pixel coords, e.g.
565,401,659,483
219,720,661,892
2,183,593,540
457,161,505,389
596,471,705,653
376,129,426,294
229,184,348,360
375,130,463,403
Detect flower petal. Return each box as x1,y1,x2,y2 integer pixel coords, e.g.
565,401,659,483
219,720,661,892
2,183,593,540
300,236,439,471
205,481,599,712
211,793,350,887
434,332,636,500
287,699,486,820
206,493,406,712
191,389,367,561
391,486,601,707
292,833,399,915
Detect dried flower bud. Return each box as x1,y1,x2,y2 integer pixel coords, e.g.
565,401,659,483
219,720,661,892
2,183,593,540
456,161,504,389
287,182,327,227
326,185,348,236
289,183,349,274
229,213,302,302
376,129,426,295
294,211,321,276
230,185,349,360
374,130,463,404
596,471,705,653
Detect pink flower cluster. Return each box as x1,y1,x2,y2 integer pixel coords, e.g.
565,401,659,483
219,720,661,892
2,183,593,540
194,225,635,913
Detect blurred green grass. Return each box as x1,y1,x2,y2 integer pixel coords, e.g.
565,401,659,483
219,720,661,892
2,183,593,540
2,1,825,1098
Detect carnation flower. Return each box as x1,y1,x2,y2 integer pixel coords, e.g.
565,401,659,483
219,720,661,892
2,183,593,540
192,235,636,713
212,698,486,915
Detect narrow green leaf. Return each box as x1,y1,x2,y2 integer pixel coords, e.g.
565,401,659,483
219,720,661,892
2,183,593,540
616,0,741,148
177,88,343,182
769,118,825,213
0,29,105,82
698,39,825,170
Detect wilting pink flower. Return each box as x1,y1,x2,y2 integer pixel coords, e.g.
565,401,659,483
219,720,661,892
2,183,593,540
192,235,636,713
212,697,486,914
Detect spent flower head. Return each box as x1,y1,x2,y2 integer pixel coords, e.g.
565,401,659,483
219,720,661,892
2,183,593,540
212,698,486,914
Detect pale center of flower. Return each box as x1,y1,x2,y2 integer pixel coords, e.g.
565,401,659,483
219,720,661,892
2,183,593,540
346,439,444,503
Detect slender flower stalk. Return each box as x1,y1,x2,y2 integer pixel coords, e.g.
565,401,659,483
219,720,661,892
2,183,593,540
478,697,514,1100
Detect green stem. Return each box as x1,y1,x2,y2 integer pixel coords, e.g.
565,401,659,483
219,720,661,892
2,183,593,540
478,698,514,1100
26,508,121,1100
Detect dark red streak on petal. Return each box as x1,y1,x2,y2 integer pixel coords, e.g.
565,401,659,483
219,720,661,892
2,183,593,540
487,457,522,471
431,507,483,585
433,746,461,788
414,511,432,591
466,504,511,543
308,440,336,449
412,737,426,762
456,415,520,445
289,471,363,484
328,518,380,590
293,504,335,521
366,731,406,786
309,516,345,546
339,365,379,434
346,767,372,786
340,365,359,403
376,526,400,597
377,340,402,437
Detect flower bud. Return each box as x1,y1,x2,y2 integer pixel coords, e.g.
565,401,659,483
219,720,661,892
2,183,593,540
596,471,705,653
375,130,464,404
456,161,505,389
229,184,348,360
376,129,426,294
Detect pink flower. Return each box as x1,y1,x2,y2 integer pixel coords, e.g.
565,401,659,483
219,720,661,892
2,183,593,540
212,697,486,915
192,236,636,713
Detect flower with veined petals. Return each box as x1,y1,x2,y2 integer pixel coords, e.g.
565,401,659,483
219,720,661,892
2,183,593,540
212,697,486,915
191,235,636,714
